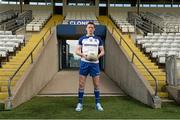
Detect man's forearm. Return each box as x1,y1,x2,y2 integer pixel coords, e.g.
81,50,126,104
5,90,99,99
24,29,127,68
76,51,84,58
98,51,105,59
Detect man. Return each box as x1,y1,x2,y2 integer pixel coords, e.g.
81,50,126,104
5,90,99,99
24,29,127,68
75,22,105,112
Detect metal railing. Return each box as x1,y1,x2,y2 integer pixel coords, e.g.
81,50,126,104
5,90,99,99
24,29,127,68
106,20,158,97
6,27,52,109
127,12,164,34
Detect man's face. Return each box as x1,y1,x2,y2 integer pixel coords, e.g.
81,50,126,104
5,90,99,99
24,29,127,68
86,24,95,35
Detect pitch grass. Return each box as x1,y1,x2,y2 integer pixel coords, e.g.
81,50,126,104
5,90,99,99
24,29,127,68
0,96,180,119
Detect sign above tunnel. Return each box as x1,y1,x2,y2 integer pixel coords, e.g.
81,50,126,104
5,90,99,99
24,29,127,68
68,20,95,25
56,25,106,40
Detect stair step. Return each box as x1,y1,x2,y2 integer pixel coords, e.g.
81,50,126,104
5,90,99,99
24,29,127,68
0,72,24,76
158,92,168,98
137,65,159,69
135,63,156,66
0,76,20,81
139,67,163,71
161,98,174,103
11,56,27,59
147,77,165,81
0,86,8,92
0,81,16,86
140,71,165,76
152,86,165,91
2,65,29,69
149,80,166,86
3,62,29,65
145,75,166,80
0,69,25,72
0,69,24,74
0,92,8,100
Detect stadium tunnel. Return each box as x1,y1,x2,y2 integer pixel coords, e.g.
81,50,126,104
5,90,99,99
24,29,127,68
56,24,106,70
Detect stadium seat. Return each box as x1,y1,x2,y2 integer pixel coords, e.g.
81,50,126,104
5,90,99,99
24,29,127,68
136,32,180,64
110,13,135,33
26,12,52,32
128,25,135,33
26,24,33,31
122,26,128,33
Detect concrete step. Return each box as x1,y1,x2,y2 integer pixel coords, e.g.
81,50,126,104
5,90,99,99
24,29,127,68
2,65,29,69
0,71,24,76
0,86,8,92
140,71,165,76
0,81,16,86
133,57,151,61
135,62,156,66
0,92,8,100
152,86,165,91
139,68,164,73
0,76,20,81
161,98,174,103
2,65,20,69
0,69,25,72
145,75,166,81
0,86,14,92
5,62,31,66
3,62,29,67
149,80,166,86
137,65,159,69
158,92,168,98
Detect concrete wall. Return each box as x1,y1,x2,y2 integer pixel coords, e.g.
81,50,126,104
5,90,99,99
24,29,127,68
104,31,161,108
11,28,59,108
63,6,98,16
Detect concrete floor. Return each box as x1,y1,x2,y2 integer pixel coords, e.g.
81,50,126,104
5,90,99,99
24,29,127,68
39,71,124,96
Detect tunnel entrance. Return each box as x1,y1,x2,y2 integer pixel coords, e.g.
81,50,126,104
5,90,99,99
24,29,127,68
57,24,106,70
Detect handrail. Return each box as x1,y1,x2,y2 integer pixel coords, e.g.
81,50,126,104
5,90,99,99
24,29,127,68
7,27,52,108
107,20,158,97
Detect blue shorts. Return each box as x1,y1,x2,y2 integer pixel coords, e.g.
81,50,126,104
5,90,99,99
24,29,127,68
79,61,100,77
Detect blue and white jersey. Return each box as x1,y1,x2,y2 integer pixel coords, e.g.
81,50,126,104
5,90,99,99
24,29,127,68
78,35,103,63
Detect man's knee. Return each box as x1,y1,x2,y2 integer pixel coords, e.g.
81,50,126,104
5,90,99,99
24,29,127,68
93,76,100,88
79,76,86,88
79,81,85,88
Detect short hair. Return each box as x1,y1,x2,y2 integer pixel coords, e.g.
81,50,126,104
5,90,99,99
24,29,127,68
87,22,95,27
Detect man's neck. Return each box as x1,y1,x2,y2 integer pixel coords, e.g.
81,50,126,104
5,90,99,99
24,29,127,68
86,34,94,37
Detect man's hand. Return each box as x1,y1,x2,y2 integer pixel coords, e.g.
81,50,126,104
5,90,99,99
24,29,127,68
76,45,87,59
82,54,87,59
98,46,105,59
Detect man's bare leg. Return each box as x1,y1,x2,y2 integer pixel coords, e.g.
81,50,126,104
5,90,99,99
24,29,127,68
75,75,87,112
78,75,87,104
93,75,104,111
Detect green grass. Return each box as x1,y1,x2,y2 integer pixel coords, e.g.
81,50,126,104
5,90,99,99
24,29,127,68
0,96,180,119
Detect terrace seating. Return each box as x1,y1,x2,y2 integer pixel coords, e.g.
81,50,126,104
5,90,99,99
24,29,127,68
110,13,135,33
136,32,180,64
140,12,180,33
0,10,17,24
26,12,52,32
0,31,25,62
0,10,33,33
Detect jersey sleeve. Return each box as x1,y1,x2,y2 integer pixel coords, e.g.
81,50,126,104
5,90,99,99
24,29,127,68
78,37,83,46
